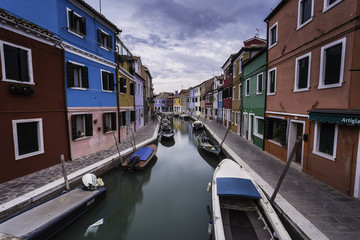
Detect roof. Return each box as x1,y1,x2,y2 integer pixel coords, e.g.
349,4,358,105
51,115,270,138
216,177,261,199
264,0,289,22
0,8,58,41
74,0,121,33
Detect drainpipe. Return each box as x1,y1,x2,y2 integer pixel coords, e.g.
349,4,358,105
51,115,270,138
263,20,269,151
115,65,121,143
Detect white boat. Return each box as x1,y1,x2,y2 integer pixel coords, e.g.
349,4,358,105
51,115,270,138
209,159,291,240
192,120,204,130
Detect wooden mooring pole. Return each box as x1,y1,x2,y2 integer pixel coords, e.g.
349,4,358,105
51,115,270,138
61,154,70,191
220,126,231,148
270,136,302,204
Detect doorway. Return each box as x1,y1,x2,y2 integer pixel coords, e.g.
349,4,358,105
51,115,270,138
288,120,305,168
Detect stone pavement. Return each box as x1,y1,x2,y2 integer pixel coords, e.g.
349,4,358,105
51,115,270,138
200,116,360,240
0,118,159,220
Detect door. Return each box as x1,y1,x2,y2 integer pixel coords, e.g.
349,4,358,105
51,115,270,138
242,113,248,138
287,120,304,167
248,114,254,141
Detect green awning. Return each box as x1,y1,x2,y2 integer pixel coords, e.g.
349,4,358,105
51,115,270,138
308,109,360,126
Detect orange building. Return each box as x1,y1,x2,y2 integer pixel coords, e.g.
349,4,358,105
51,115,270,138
264,0,360,196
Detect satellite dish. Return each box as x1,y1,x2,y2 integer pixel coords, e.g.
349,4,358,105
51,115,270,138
82,173,98,189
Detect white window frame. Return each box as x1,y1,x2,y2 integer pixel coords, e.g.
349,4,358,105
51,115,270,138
297,0,314,30
68,61,87,90
323,0,342,13
267,67,277,95
269,22,278,49
318,37,346,89
66,8,85,39
256,73,263,95
101,69,113,92
294,52,311,92
12,118,44,160
313,121,338,161
233,62,236,76
0,41,34,85
238,84,242,100
245,78,250,96
98,28,111,51
253,116,264,139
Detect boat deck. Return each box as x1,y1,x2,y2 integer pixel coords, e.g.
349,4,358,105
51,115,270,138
0,187,106,239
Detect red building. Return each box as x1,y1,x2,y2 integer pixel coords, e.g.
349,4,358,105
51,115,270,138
222,55,235,127
0,9,69,183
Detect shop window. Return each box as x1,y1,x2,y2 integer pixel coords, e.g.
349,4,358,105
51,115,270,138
313,122,338,160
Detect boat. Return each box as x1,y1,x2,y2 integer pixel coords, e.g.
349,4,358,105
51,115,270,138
122,144,157,171
159,123,175,140
197,131,221,156
180,114,190,120
0,175,106,240
192,120,204,130
208,159,291,240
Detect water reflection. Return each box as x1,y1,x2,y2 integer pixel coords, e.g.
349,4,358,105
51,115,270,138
51,117,224,240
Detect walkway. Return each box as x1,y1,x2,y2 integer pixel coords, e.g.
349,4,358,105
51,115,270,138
201,116,360,240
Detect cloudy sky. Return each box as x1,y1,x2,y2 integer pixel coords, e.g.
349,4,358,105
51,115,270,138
85,0,281,94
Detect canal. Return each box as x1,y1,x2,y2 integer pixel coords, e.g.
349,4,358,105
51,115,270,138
51,117,225,240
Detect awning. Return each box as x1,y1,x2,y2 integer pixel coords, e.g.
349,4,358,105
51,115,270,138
308,109,360,126
216,177,261,199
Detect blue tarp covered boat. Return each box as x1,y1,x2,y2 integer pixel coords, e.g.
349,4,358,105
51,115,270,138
122,144,157,171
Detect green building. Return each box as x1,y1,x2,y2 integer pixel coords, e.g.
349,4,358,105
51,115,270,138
241,49,266,149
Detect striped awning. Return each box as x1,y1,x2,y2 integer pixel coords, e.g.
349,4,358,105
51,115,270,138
308,109,360,126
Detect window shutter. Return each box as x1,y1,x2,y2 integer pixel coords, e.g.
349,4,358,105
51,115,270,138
103,113,107,133
264,117,273,139
109,73,114,91
80,17,86,35
97,29,102,45
85,114,93,136
71,115,77,140
280,119,288,147
102,71,108,90
111,112,116,130
107,35,113,49
19,49,29,82
82,66,89,88
66,62,74,87
4,44,20,80
69,11,75,30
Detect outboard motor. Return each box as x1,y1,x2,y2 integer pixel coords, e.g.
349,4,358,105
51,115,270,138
128,154,140,171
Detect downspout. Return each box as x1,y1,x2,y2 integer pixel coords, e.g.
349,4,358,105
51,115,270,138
57,41,73,160
115,65,121,143
263,20,269,151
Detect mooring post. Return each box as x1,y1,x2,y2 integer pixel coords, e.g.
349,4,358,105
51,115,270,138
220,126,231,148
61,154,70,191
270,136,302,204
112,131,123,165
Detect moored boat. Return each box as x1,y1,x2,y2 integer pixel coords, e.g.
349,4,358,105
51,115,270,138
122,144,158,171
197,131,221,156
192,120,204,130
209,159,291,240
159,123,175,140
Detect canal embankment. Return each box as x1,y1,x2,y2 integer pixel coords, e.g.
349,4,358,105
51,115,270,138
197,116,360,240
0,119,160,224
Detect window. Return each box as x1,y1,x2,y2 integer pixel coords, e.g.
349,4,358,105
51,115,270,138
239,57,243,74
233,87,236,99
267,68,276,95
323,0,342,12
130,111,136,122
238,85,242,100
233,63,236,76
103,112,116,133
298,0,313,29
264,117,287,147
71,114,93,140
67,9,86,36
101,70,114,91
254,117,264,139
319,38,346,89
313,122,338,160
245,79,250,96
257,73,263,94
294,53,311,92
0,41,33,83
67,62,89,89
130,82,134,96
97,29,112,50
12,118,44,160
119,77,127,93
269,22,278,48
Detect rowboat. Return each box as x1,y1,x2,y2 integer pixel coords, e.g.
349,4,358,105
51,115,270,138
197,131,221,156
208,159,291,240
122,144,158,171
159,123,175,140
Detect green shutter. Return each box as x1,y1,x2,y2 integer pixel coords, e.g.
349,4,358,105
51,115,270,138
85,114,93,136
71,115,77,140
67,62,74,88
82,66,89,88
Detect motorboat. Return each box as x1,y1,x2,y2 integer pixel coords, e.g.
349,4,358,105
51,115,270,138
208,159,291,240
122,144,158,171
197,131,221,156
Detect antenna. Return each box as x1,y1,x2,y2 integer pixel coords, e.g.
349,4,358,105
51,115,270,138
99,0,102,13
255,28,260,37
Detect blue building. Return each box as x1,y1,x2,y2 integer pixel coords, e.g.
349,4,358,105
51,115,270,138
188,87,195,115
3,0,122,159
133,56,144,131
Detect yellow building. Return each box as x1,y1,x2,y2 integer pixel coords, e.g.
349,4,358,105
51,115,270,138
173,95,182,113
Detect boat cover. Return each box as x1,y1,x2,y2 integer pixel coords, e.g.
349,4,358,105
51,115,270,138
130,147,153,161
216,177,261,199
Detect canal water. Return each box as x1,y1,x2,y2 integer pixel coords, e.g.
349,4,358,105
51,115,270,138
51,117,225,240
